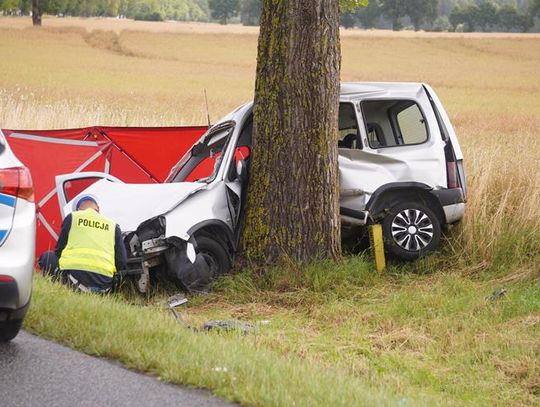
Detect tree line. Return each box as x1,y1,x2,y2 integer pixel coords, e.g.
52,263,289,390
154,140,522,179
0,0,209,22
341,0,540,32
1,0,539,32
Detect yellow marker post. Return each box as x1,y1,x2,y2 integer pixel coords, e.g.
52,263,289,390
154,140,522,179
369,224,386,272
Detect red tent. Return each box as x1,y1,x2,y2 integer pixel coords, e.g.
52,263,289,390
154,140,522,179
2,126,207,257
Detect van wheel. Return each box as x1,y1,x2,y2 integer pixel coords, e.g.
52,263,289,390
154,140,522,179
195,236,231,277
0,320,22,342
382,202,441,261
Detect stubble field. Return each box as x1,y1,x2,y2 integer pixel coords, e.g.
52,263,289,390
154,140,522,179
1,16,538,406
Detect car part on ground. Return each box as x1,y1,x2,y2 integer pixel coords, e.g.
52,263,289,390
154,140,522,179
488,288,507,301
166,293,189,327
164,293,255,334
203,320,255,334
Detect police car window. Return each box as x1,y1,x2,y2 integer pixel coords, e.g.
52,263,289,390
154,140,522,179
361,100,428,148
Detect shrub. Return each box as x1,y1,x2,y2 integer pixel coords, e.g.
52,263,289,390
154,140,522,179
134,12,164,21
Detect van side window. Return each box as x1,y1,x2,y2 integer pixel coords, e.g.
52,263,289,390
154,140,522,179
338,103,361,149
361,100,428,148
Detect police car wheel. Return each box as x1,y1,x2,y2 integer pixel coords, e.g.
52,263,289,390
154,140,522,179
195,236,231,277
0,320,22,342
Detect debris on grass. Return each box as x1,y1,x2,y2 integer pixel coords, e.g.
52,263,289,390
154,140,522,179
203,320,255,334
488,288,507,301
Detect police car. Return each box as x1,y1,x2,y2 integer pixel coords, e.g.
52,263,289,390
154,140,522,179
0,131,36,341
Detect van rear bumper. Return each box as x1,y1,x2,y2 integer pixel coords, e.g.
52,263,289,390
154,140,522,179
431,188,465,224
431,188,465,206
443,203,465,224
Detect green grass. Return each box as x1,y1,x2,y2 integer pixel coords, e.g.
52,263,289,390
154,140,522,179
27,257,540,406
27,275,424,407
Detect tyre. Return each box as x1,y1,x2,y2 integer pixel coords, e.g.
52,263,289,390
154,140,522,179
195,236,231,277
382,201,441,261
0,320,23,342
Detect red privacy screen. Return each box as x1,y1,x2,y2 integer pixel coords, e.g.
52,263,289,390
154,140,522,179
2,126,207,257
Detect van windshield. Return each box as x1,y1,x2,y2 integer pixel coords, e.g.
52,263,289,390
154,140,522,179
165,121,235,184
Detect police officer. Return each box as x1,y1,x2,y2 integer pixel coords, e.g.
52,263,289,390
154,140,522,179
39,195,127,293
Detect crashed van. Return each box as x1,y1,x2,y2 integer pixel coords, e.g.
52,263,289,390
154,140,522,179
56,82,466,291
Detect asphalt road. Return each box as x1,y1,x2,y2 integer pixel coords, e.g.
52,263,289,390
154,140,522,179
0,331,235,407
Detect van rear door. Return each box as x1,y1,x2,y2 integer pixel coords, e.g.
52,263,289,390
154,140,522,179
423,84,467,199
356,85,447,189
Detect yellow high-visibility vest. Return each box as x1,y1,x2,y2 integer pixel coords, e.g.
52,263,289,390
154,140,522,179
59,209,117,277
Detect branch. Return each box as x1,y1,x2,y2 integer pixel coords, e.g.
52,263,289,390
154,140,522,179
340,0,368,13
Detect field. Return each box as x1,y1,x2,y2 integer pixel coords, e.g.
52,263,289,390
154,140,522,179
1,16,539,406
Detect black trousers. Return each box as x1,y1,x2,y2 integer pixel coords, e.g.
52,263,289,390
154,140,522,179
38,251,60,278
38,251,114,293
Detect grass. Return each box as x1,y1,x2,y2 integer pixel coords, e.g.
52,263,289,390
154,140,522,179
28,261,540,406
0,16,538,406
27,275,420,407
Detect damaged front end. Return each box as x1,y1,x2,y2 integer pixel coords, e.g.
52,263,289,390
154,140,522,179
122,216,211,293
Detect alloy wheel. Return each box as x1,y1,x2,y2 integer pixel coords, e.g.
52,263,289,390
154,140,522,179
390,209,434,252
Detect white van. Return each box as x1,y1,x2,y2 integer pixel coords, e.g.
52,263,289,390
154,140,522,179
57,82,466,291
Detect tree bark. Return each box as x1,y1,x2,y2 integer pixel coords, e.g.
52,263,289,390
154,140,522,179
241,0,342,265
32,0,42,26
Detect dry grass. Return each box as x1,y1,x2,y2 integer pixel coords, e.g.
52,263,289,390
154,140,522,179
186,261,540,405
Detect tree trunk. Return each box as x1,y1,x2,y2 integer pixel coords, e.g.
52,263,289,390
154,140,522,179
32,0,42,26
241,0,342,265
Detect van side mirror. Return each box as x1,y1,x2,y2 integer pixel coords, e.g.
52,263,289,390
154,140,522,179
236,159,248,183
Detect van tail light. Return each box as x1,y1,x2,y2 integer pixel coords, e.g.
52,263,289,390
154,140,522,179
446,161,459,189
0,275,15,283
0,167,34,202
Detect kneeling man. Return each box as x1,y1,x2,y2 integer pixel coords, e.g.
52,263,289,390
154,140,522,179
40,195,127,293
